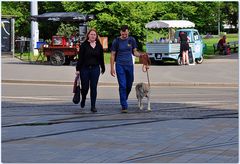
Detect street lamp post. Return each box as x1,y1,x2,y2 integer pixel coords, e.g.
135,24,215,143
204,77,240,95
31,0,39,55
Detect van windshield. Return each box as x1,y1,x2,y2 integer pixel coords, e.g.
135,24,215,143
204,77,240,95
175,31,192,42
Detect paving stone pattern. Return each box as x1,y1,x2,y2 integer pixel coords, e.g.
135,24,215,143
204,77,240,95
2,100,238,163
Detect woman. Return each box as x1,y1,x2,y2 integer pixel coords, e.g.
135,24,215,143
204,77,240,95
178,31,190,65
76,29,105,113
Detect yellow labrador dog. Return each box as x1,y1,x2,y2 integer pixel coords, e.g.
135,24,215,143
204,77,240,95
135,82,151,111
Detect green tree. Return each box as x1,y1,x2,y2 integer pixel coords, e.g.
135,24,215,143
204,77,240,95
2,2,31,37
80,2,160,50
56,23,78,38
1,1,238,48
38,1,64,13
187,2,220,34
222,2,238,33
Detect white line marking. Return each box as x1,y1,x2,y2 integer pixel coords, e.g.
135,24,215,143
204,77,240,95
2,96,60,100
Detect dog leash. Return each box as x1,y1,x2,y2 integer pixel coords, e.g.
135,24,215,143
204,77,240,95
140,53,151,87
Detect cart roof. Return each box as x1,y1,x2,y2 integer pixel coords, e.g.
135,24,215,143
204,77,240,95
31,12,94,22
145,20,195,29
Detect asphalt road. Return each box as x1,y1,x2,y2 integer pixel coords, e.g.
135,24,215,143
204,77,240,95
2,83,238,163
2,83,238,107
1,54,238,163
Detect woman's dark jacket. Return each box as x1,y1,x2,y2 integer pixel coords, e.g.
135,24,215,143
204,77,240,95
179,32,189,51
76,40,105,73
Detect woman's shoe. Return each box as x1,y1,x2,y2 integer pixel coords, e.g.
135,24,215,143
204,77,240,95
80,99,85,108
91,107,97,113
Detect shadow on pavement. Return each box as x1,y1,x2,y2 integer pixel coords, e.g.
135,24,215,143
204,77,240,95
2,100,238,128
1,100,238,163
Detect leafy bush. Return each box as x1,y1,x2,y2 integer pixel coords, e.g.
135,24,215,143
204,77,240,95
56,23,78,38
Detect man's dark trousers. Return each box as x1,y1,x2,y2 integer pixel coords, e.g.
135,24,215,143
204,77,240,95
116,63,134,109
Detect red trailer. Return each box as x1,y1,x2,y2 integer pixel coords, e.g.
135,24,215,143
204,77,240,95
43,35,79,65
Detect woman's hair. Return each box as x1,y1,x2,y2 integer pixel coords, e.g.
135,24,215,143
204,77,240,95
179,31,185,37
85,28,100,43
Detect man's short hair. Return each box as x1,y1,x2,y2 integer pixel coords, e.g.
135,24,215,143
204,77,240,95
120,25,129,32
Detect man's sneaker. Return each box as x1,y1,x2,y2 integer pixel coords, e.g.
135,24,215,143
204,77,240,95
121,108,128,113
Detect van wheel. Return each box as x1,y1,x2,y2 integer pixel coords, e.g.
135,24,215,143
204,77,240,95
196,56,203,64
177,56,182,65
150,59,157,65
50,51,65,65
157,60,164,65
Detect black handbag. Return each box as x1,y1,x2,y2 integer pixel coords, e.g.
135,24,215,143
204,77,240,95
72,86,81,104
72,74,81,104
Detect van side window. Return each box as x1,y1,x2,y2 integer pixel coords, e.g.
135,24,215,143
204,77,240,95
186,32,192,42
193,32,199,41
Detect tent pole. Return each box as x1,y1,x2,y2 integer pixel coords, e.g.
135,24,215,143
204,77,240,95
168,28,171,40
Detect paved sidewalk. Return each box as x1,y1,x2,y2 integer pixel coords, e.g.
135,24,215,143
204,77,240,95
1,53,238,86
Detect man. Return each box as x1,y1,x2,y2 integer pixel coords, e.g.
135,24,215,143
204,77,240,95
217,35,229,55
110,25,142,113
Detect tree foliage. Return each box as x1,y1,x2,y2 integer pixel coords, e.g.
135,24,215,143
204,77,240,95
1,1,238,50
56,23,78,38
1,2,31,36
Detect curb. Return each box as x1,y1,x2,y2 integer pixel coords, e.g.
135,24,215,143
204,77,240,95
2,79,238,87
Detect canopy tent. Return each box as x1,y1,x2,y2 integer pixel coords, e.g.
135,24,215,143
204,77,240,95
145,20,195,29
145,20,195,40
31,12,94,22
30,12,94,43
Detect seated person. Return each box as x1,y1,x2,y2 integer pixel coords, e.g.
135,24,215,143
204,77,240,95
217,35,229,55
